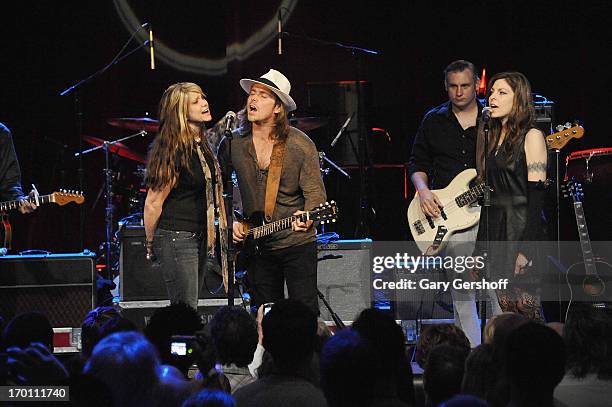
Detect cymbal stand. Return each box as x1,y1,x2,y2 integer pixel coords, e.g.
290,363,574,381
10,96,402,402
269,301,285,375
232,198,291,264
318,152,350,234
60,22,152,251
75,130,147,280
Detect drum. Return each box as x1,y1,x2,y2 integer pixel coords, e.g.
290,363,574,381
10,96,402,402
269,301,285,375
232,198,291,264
564,147,612,241
565,147,612,185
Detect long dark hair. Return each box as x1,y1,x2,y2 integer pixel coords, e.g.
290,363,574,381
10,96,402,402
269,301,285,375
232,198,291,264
476,72,535,181
146,82,211,190
237,92,290,142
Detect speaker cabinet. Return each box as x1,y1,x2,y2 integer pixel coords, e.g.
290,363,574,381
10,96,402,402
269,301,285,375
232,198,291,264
119,225,231,302
0,252,96,327
391,265,455,321
317,239,372,322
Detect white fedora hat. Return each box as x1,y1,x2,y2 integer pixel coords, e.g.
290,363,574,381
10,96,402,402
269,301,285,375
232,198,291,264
240,69,297,112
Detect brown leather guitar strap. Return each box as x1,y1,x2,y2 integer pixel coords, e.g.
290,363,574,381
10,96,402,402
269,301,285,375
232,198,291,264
264,141,287,222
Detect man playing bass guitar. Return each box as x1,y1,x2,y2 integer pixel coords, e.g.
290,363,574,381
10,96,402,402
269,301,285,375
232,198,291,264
408,60,501,347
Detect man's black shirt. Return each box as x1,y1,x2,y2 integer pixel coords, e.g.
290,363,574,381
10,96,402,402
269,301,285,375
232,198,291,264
0,123,25,201
408,100,482,190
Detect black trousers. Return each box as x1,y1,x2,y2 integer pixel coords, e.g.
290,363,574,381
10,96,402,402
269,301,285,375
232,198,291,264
247,241,319,315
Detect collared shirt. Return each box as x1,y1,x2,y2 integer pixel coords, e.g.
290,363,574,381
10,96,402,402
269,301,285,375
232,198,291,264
408,101,482,190
218,127,327,251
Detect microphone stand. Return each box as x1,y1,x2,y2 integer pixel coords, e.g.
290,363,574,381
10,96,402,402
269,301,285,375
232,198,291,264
317,289,345,330
223,128,236,306
281,31,379,238
75,130,147,280
480,119,491,340
59,23,151,257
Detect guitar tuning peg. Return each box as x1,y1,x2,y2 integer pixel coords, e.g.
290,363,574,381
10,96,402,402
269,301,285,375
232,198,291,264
555,124,564,132
564,122,571,129
332,219,336,223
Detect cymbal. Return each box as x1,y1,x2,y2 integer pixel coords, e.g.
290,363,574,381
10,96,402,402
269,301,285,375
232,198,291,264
108,117,160,132
289,116,328,132
83,135,146,163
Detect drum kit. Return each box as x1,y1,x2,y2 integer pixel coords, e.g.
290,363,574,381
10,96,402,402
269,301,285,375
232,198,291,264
84,114,339,225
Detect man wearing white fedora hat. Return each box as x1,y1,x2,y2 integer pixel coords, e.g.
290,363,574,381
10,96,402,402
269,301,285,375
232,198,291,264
219,69,326,315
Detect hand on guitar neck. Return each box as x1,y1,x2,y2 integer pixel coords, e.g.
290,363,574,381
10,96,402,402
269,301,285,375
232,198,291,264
18,189,39,214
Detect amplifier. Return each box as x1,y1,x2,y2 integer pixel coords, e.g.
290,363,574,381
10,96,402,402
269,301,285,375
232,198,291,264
317,239,373,322
119,225,232,301
0,252,96,328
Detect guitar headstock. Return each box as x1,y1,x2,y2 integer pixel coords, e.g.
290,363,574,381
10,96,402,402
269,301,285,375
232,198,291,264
562,178,583,204
51,190,85,206
546,122,584,150
311,201,338,224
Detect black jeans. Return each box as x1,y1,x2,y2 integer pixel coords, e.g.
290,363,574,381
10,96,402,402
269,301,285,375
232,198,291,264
248,241,319,315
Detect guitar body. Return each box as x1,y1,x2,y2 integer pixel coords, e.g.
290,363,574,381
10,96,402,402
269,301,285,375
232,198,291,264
1,211,12,250
565,259,612,302
232,202,338,273
407,168,481,255
234,212,266,272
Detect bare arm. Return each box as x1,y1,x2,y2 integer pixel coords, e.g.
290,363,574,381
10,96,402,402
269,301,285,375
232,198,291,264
144,183,174,243
411,171,442,218
524,128,547,182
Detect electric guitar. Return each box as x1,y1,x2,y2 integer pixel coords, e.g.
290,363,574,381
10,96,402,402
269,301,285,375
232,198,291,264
0,190,85,250
546,122,584,150
234,201,338,271
407,168,486,256
563,179,611,300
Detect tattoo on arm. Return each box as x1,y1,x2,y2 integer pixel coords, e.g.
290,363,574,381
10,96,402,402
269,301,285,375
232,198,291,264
527,162,547,172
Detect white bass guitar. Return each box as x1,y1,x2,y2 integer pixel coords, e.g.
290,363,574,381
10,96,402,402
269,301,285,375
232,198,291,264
407,168,486,255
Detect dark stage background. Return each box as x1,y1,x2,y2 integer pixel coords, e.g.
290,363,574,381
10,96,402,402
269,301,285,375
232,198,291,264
1,1,610,262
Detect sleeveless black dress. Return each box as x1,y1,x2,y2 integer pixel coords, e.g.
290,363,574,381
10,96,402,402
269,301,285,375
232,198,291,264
476,134,545,319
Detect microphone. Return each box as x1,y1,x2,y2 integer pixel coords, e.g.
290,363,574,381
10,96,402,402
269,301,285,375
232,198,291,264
224,111,237,134
148,23,155,70
482,106,492,122
277,10,282,55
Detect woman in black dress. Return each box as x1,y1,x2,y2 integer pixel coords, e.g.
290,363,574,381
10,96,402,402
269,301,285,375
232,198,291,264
475,72,548,320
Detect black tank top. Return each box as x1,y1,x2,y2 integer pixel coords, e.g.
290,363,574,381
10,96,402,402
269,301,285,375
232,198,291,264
158,148,214,232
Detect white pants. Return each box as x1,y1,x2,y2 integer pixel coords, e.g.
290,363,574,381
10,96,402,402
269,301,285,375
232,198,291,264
444,223,502,347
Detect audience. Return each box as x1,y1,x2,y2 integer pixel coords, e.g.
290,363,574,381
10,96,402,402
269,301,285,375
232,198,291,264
461,344,496,402
483,312,527,346
505,322,565,407
439,394,488,407
182,389,236,407
81,306,137,357
1,311,54,351
423,345,470,406
555,302,612,406
144,302,204,377
208,306,258,393
415,324,470,369
352,308,416,406
2,299,607,407
233,299,327,407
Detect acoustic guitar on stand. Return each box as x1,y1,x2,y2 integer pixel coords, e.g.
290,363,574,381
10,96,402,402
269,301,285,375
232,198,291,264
407,168,487,256
563,179,611,302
